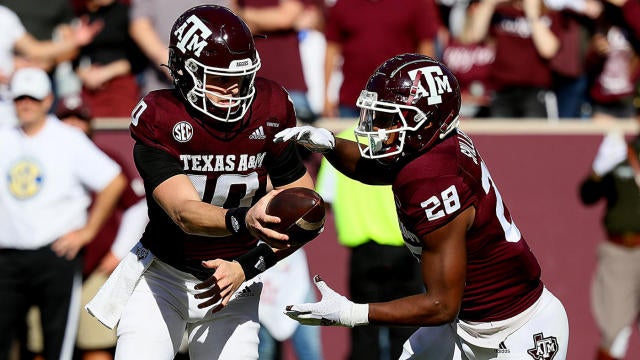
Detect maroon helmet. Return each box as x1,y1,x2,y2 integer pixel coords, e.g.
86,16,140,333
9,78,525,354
168,5,261,123
354,54,461,163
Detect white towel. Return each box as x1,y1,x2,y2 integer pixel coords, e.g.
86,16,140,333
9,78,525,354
258,248,311,341
85,242,154,329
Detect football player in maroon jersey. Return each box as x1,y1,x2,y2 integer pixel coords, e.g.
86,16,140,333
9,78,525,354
275,54,569,359
85,5,316,360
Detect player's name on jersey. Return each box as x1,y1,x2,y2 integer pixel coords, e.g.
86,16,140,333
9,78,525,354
179,153,266,172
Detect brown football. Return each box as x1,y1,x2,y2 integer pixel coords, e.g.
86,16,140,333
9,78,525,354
264,187,326,248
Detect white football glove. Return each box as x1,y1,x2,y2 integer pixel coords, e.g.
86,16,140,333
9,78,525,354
592,131,628,176
284,275,369,327
274,126,335,153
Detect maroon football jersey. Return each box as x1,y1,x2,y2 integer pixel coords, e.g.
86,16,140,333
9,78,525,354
393,130,543,322
129,78,299,267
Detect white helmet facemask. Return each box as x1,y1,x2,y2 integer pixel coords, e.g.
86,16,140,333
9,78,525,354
184,56,261,123
354,90,428,160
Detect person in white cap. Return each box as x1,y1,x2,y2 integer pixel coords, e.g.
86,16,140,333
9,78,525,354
0,5,103,128
0,67,126,360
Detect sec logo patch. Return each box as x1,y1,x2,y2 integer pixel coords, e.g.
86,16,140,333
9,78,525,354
173,121,193,143
8,160,44,199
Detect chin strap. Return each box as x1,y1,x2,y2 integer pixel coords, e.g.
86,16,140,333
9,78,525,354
439,115,460,139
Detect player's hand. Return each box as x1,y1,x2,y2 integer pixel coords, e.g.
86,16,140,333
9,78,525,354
194,259,245,313
245,189,291,245
274,126,335,153
592,131,627,176
284,275,369,327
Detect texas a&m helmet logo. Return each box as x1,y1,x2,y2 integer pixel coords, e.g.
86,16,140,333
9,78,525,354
406,65,453,106
527,333,559,360
173,15,212,57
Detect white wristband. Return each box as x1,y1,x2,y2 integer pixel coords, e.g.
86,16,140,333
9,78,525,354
349,303,370,327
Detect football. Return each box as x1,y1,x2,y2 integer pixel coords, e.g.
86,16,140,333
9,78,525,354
264,187,326,248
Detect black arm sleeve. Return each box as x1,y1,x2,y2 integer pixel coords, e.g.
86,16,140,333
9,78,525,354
133,142,184,191
268,142,307,187
579,174,608,205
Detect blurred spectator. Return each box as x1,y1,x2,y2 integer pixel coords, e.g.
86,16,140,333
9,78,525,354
585,4,639,121
128,0,233,94
436,0,468,36
460,0,562,119
441,0,495,118
322,0,440,118
258,248,323,360
58,95,148,360
0,0,75,42
544,0,602,119
299,21,326,117
0,68,125,360
544,0,603,15
579,126,640,360
21,95,149,360
0,0,78,97
601,0,640,40
0,5,102,127
74,0,143,118
315,125,423,360
237,0,323,124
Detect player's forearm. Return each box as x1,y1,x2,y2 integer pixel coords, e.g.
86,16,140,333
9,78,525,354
153,175,234,236
170,200,231,237
368,293,460,327
323,138,364,179
324,138,394,185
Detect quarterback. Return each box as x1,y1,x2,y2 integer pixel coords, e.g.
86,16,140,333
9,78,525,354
276,54,569,359
86,5,315,360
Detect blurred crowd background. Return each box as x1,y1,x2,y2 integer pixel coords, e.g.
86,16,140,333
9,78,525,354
1,0,639,126
2,0,640,359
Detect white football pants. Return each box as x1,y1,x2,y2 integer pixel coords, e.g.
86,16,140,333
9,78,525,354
115,259,262,360
400,287,569,359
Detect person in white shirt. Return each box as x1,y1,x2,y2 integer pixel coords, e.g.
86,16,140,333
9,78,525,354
0,67,126,360
0,5,102,128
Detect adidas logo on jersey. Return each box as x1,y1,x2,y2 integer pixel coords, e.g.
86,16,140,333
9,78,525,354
249,126,266,140
236,286,254,298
